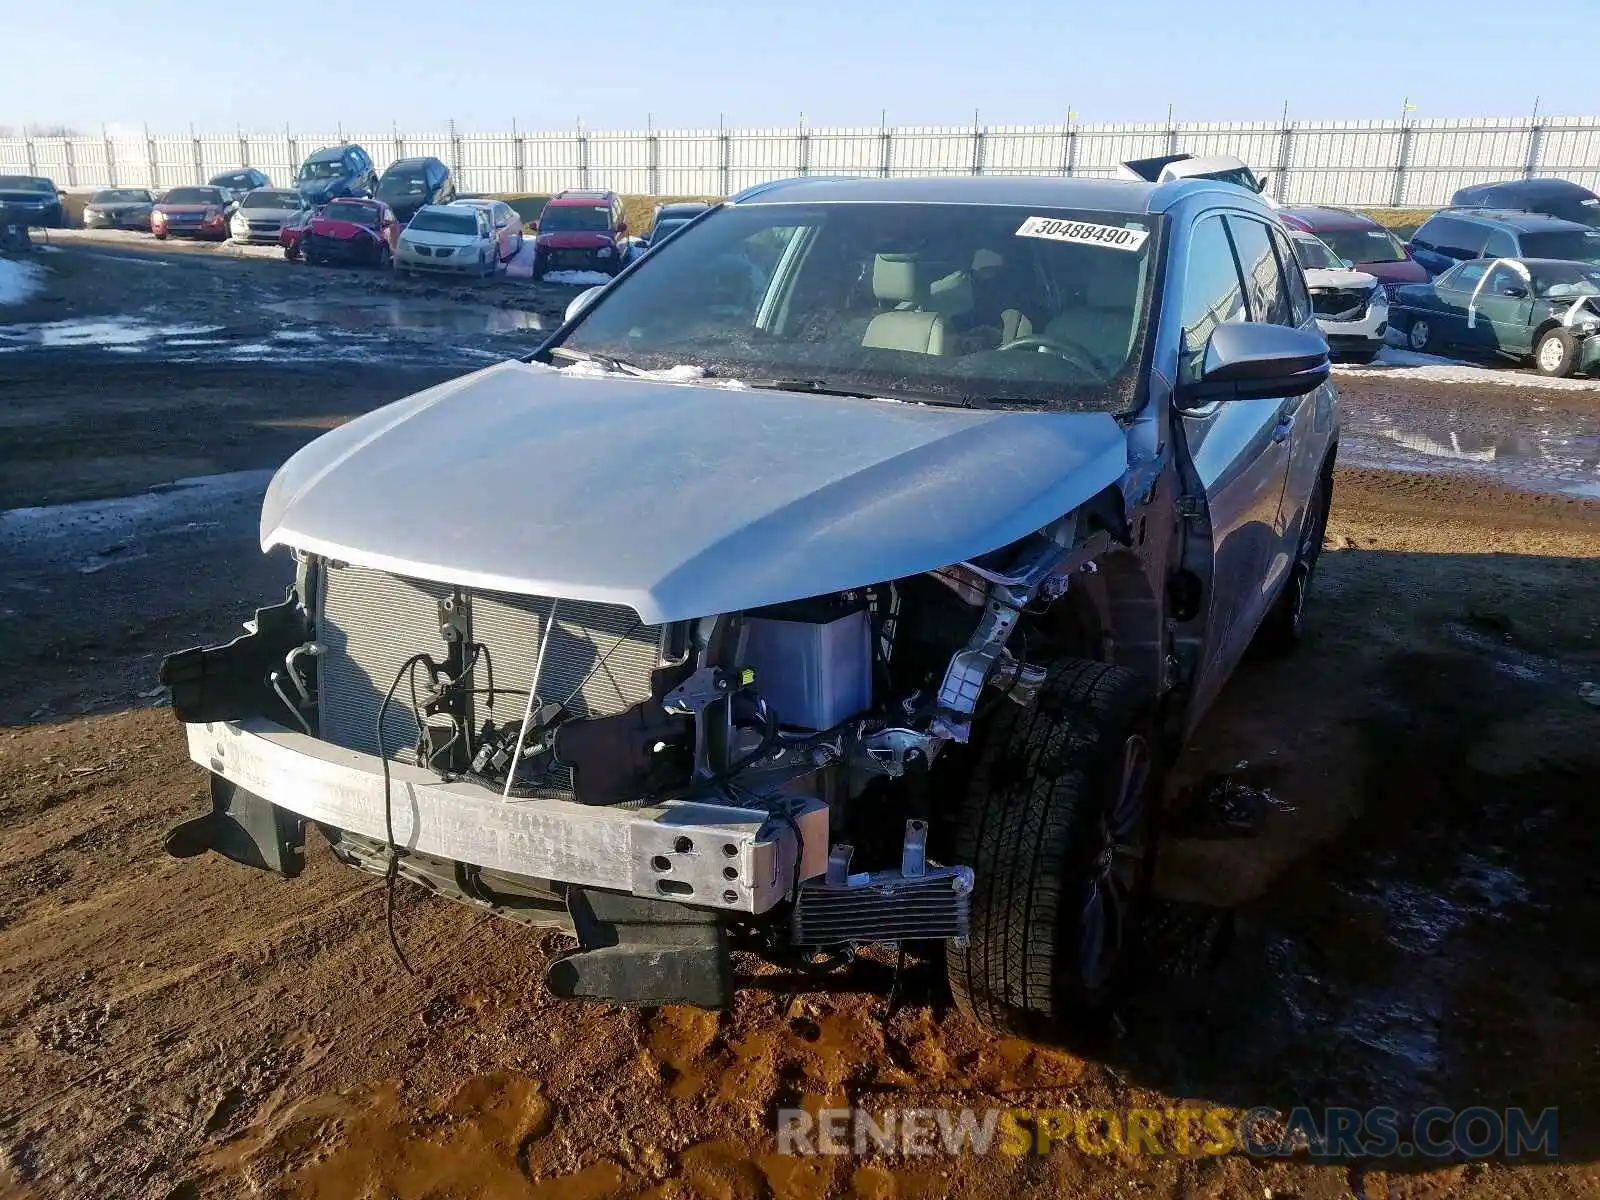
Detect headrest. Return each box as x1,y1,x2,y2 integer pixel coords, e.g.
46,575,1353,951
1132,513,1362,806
971,248,1004,272
873,253,921,303
926,268,973,318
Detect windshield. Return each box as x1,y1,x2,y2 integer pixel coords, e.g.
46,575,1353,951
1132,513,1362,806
91,189,149,204
1315,227,1407,265
408,209,478,236
0,176,53,193
1519,230,1600,263
297,158,346,181
1291,235,1342,272
1532,262,1600,297
241,189,301,210
540,204,612,232
557,202,1161,413
379,171,430,197
323,200,377,224
162,187,222,205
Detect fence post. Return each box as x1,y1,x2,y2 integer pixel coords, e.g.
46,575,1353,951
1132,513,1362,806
1273,121,1295,204
104,125,117,188
514,119,527,194
286,126,299,182
63,139,76,188
392,122,404,168
448,119,463,183
24,136,37,177
1165,108,1179,156
190,124,203,184
971,120,986,176
647,120,659,196
719,124,731,196
797,114,810,176
879,113,892,178
1523,119,1545,179
1060,122,1077,177
1390,120,1414,208
145,124,159,191
577,120,590,189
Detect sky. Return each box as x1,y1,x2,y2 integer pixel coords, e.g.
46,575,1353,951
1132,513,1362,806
4,0,1591,134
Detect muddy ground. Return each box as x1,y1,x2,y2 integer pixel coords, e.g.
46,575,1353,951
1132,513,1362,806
2,244,1599,1200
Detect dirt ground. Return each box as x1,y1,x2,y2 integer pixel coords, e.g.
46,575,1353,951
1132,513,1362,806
2,244,1600,1200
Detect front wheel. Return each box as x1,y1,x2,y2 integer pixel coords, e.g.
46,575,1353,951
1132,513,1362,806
1406,317,1435,353
948,661,1161,1041
375,242,392,270
1534,328,1578,378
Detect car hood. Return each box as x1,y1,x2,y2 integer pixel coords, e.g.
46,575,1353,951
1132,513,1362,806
156,204,221,215
260,362,1131,624
0,190,57,204
1303,267,1378,290
297,179,349,201
537,230,613,248
310,216,377,237
401,230,475,247
86,201,151,213
1355,258,1429,284
239,206,301,221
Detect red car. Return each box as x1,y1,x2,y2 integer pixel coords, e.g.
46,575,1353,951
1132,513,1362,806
298,198,400,267
1277,206,1430,292
531,189,629,277
150,186,232,241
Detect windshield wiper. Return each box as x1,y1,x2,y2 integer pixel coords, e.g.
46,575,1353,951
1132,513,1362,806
548,346,654,376
745,378,966,406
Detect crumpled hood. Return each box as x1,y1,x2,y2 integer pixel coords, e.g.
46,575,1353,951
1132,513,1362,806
261,362,1131,624
297,179,350,203
1304,266,1379,291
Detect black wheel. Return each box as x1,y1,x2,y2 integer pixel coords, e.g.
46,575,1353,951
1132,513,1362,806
154,232,168,241
1257,460,1334,656
1534,328,1578,378
375,242,392,270
948,660,1161,1041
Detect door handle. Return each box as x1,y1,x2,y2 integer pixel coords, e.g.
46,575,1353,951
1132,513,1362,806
1272,414,1295,444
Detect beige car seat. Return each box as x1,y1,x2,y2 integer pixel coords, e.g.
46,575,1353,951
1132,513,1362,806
1042,253,1141,370
861,254,971,355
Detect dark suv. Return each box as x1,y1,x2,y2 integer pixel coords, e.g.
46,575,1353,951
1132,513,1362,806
1406,210,1600,276
532,188,629,276
1277,206,1428,293
375,157,455,224
1450,178,1600,228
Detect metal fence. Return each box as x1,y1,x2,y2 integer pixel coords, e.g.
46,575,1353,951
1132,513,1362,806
4,116,1599,207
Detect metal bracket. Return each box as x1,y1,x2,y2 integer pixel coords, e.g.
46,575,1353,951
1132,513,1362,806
856,727,940,778
663,666,742,715
900,819,927,878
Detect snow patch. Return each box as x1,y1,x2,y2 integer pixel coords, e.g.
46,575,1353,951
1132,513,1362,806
0,258,45,305
1333,345,1600,391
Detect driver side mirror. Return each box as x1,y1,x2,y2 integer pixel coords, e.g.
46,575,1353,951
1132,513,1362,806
1177,322,1330,405
564,285,606,324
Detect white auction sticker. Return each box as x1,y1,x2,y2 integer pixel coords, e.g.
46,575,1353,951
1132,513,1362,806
1015,216,1149,252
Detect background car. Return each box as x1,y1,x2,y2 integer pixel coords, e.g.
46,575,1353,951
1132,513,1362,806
0,175,66,228
1277,205,1428,293
208,168,272,202
395,203,501,275
1405,210,1600,276
645,201,713,248
151,186,233,240
375,157,455,224
278,206,317,260
531,188,628,275
1285,230,1387,362
1388,256,1600,376
294,144,377,205
82,188,155,230
448,197,521,261
229,188,309,244
302,197,399,267
1450,178,1600,228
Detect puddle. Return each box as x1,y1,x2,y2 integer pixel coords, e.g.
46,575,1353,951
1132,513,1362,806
0,317,224,349
0,469,273,555
1340,402,1600,498
267,297,543,336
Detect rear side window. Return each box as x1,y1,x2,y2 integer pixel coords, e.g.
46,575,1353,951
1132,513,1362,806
1415,216,1490,258
1484,229,1517,258
1226,216,1293,326
1268,225,1313,326
1177,214,1249,379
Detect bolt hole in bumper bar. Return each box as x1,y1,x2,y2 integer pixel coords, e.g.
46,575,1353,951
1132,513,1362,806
184,718,828,914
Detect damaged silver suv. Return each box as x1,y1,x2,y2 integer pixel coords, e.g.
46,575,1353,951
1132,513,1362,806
160,175,1338,1040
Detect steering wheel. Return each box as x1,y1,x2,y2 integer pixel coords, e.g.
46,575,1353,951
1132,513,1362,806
997,333,1101,376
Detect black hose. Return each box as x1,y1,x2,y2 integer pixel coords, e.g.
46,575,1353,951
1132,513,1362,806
377,652,437,976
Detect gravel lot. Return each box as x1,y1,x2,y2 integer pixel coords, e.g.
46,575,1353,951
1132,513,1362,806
2,243,1598,1200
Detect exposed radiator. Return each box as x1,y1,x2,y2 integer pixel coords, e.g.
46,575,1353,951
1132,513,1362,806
315,563,663,785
